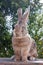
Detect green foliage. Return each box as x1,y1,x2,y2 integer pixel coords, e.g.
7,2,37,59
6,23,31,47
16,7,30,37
0,11,14,57
0,0,43,58
28,14,43,58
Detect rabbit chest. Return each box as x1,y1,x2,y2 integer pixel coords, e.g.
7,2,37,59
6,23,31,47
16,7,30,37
13,36,31,47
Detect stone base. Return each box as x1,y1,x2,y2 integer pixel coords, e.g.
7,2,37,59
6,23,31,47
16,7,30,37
0,56,43,65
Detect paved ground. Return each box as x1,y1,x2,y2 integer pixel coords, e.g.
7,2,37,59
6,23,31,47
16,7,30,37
0,56,43,65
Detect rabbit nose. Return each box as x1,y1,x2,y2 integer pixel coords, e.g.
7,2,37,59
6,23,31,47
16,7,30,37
18,20,22,24
15,24,20,31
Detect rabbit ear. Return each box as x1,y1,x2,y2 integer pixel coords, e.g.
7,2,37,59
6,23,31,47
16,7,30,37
22,6,30,23
17,8,22,21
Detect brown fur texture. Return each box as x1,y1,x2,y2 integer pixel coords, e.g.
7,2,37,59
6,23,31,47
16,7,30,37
12,7,38,61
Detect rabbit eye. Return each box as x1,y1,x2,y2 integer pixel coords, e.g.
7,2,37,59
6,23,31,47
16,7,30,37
12,25,15,30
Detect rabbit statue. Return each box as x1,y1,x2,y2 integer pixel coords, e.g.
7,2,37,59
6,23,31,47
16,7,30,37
12,7,38,61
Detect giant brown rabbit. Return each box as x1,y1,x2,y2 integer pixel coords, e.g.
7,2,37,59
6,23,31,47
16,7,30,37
12,7,38,61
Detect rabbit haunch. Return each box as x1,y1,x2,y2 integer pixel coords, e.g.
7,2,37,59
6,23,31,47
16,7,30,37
12,7,38,61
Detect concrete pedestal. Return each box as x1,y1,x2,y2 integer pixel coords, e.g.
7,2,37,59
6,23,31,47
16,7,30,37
0,56,43,65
